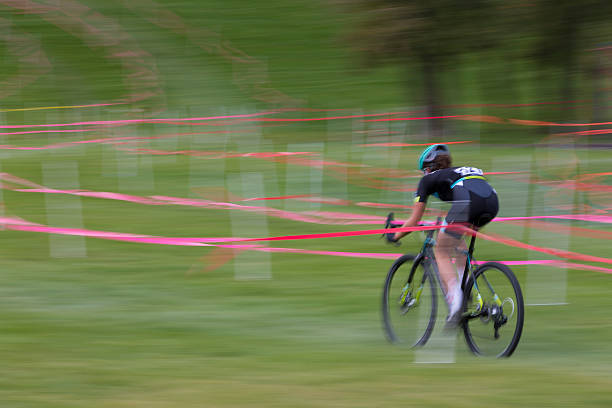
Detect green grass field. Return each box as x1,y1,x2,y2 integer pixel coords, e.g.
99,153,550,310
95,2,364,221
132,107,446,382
0,1,611,407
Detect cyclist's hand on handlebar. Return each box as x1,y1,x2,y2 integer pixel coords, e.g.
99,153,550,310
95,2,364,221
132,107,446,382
383,212,401,246
385,232,400,245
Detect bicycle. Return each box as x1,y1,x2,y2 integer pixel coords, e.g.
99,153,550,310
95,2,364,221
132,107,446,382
381,213,524,357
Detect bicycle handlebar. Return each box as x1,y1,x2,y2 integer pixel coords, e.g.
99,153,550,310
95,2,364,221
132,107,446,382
384,213,444,244
383,212,401,245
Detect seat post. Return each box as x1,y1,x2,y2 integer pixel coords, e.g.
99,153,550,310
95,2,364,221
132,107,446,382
461,229,478,289
467,231,477,257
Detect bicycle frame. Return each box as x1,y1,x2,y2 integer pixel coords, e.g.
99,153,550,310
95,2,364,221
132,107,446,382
412,221,479,302
460,233,477,291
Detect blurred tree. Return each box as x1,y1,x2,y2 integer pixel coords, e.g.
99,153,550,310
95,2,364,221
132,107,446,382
339,0,499,136
529,0,612,121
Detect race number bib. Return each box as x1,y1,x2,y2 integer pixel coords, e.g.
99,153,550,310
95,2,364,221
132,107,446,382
454,167,484,176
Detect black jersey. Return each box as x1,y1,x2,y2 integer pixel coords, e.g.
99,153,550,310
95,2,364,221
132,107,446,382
414,166,494,204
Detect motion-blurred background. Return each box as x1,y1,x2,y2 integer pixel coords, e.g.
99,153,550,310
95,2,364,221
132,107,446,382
0,1,610,407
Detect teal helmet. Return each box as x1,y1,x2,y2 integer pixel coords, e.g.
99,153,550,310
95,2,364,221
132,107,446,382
418,144,450,171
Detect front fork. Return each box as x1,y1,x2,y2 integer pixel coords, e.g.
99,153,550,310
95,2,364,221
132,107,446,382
399,282,423,309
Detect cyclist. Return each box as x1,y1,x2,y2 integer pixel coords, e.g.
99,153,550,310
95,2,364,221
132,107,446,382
387,144,499,326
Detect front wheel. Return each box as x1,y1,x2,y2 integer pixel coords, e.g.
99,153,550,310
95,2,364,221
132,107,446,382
382,254,437,347
462,262,524,357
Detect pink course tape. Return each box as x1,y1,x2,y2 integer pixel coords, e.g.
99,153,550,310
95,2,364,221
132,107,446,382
3,107,612,133
0,110,424,130
360,141,474,147
364,115,462,122
496,214,612,224
364,113,612,127
4,170,611,227
1,215,610,274
0,129,96,136
0,172,394,225
0,130,256,152
473,260,612,274
213,244,403,260
2,172,611,266
0,111,280,129
3,172,612,229
3,218,210,247
218,223,612,266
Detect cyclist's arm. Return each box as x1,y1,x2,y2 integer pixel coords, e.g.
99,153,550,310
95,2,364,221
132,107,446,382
393,202,426,241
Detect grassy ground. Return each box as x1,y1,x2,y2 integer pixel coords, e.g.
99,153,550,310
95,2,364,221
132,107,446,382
0,1,611,407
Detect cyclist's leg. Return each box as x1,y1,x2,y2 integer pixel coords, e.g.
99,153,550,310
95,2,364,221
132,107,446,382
436,190,471,322
453,235,469,281
435,229,465,325
434,230,464,296
438,189,470,293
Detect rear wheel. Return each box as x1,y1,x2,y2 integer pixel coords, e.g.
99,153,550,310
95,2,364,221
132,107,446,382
462,262,524,357
382,254,437,347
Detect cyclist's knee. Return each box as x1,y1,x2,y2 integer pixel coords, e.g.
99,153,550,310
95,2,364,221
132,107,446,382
437,230,461,250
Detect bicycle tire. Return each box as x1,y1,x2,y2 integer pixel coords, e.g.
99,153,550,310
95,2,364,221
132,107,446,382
382,254,437,347
462,262,524,357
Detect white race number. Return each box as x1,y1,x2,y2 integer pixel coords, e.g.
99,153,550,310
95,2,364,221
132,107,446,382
454,166,483,176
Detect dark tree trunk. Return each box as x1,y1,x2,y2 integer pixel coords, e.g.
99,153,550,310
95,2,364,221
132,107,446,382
421,53,445,137
560,10,578,122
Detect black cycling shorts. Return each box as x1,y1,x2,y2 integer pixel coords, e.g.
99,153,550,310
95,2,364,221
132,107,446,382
444,186,499,237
